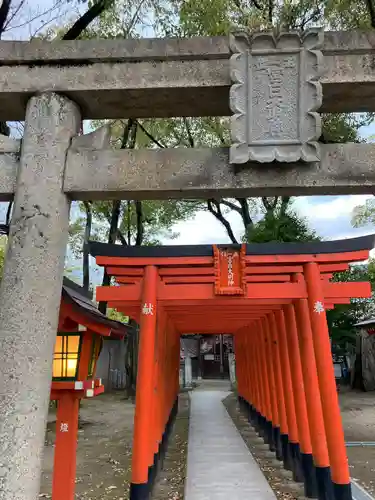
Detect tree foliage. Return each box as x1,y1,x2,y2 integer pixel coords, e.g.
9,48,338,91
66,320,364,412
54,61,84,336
352,197,375,228
328,263,375,347
62,0,375,265
1,0,374,352
247,209,320,243
174,0,375,242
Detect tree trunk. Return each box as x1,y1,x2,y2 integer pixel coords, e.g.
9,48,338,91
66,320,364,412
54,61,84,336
82,201,92,291
98,200,121,314
62,0,114,40
97,119,136,312
0,0,11,36
135,201,144,245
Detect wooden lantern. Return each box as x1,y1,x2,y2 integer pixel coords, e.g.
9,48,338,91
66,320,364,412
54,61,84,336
50,278,129,500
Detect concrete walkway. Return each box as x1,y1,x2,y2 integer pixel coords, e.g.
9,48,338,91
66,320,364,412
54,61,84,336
185,383,276,500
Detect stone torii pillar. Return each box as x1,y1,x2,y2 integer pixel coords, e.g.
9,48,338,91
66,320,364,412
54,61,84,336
0,93,80,500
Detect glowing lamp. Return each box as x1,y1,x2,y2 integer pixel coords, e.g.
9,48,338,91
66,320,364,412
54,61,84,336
52,332,103,382
53,334,81,380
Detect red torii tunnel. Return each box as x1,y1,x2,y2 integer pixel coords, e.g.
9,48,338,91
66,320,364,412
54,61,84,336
89,235,375,500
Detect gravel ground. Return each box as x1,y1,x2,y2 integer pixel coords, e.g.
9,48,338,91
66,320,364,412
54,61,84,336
223,394,302,500
224,388,375,500
152,393,190,500
40,392,190,499
39,386,374,500
340,388,375,496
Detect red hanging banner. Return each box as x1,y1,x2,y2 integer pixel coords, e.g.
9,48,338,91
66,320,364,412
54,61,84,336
213,244,246,295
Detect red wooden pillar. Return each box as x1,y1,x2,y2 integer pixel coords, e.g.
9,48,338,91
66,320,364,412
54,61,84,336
241,329,249,404
236,331,246,402
304,263,351,500
160,314,175,463
270,312,291,470
165,317,173,428
257,319,273,445
249,328,260,421
244,329,253,408
284,304,317,496
167,321,179,428
233,333,243,399
264,316,282,459
275,310,304,482
293,274,331,499
253,322,267,434
130,265,158,500
159,311,167,449
149,308,164,484
52,393,80,500
245,327,258,424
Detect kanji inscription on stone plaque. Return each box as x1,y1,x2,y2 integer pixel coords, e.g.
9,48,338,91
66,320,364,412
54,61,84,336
229,30,323,164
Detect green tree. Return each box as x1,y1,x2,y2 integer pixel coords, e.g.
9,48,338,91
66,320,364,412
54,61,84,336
67,0,375,253
327,263,375,347
247,209,320,243
174,0,375,241
352,197,375,228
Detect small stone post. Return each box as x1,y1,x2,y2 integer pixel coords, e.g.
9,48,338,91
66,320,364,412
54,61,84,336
228,353,236,389
179,364,185,388
0,93,80,500
184,354,193,389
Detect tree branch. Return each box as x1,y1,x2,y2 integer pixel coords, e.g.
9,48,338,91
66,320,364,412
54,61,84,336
207,199,238,244
298,6,322,30
120,119,135,149
117,228,128,245
6,201,13,226
0,224,9,235
233,0,261,12
280,196,291,217
268,0,273,25
123,0,148,37
262,196,279,213
366,0,375,28
98,199,121,314
127,200,131,245
183,117,195,147
99,119,137,314
220,199,243,214
0,200,13,236
62,0,114,40
135,120,166,148
0,0,12,37
135,201,144,245
82,201,92,291
237,198,253,231
3,0,25,32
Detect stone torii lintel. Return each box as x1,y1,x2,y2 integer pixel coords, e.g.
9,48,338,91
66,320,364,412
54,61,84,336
0,30,375,120
2,138,375,202
63,142,375,200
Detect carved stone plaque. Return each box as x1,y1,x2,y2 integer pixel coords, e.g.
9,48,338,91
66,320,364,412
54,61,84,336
229,30,323,164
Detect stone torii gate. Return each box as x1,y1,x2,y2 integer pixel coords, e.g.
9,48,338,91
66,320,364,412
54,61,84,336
1,28,375,500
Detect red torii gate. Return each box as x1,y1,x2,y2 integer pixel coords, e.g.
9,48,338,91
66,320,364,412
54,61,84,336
90,235,374,500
